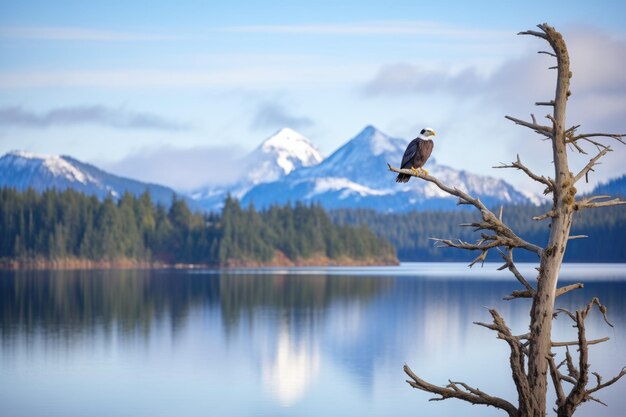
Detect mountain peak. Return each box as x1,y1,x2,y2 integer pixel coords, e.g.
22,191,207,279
0,150,194,208
255,127,323,176
2,150,94,184
347,125,402,156
266,127,303,141
261,127,318,151
355,125,382,139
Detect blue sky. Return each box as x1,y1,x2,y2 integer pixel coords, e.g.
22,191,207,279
1,1,625,193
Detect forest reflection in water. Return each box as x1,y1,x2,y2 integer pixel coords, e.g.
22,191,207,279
1,265,625,417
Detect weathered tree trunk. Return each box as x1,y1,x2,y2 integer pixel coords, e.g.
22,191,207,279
527,25,573,417
392,22,626,417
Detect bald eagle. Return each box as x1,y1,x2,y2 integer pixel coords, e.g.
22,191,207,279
396,128,436,183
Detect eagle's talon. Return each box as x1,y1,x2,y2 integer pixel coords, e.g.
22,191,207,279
410,167,420,175
422,168,429,176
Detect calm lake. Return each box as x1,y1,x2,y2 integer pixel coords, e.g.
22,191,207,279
1,263,625,417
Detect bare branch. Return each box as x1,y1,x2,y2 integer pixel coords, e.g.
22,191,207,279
586,395,608,407
583,297,613,327
566,124,580,134
586,367,626,396
493,154,554,192
592,372,602,387
576,195,626,211
403,365,518,416
583,195,612,202
568,139,588,154
426,308,533,414
506,283,583,301
567,129,626,153
388,163,543,256
518,28,548,39
555,283,583,297
533,209,556,221
430,237,499,252
551,297,623,415
474,320,498,331
504,115,553,136
580,137,612,151
483,309,532,410
548,354,567,407
571,132,626,145
557,297,613,327
503,290,533,301
551,337,609,347
538,50,557,57
536,100,555,106
568,235,587,240
469,250,489,268
498,248,534,292
554,308,576,321
572,147,612,184
565,348,579,380
561,310,591,414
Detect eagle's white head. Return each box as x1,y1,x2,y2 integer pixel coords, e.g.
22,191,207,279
419,128,436,139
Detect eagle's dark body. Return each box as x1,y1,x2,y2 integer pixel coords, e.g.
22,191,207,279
396,137,434,183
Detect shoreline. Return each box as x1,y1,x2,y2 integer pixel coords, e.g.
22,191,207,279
0,256,399,271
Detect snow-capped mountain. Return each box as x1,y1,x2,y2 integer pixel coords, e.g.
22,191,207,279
193,127,323,210
0,150,191,207
248,127,323,184
240,126,534,212
1,126,541,213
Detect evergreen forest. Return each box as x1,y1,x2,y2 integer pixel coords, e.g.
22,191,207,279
2,187,625,267
331,204,626,262
0,188,396,266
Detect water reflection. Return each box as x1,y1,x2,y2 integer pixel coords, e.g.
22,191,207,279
0,270,220,341
1,265,625,417
262,325,321,406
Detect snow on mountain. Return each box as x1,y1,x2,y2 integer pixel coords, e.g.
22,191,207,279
0,150,100,189
1,125,545,213
0,150,193,207
193,127,323,209
246,127,323,186
241,126,537,212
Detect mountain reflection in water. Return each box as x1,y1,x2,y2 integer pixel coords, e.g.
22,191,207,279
1,265,625,417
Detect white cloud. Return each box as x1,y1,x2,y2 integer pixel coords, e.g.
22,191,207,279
251,101,314,130
0,26,175,41
97,145,246,192
363,63,485,96
362,27,626,192
0,105,189,131
0,65,374,89
224,20,508,39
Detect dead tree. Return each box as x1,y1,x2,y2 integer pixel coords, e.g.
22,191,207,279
388,23,625,417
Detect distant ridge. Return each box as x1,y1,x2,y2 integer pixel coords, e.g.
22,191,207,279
239,126,536,212
0,124,563,213
0,150,193,208
589,174,626,198
192,127,323,210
